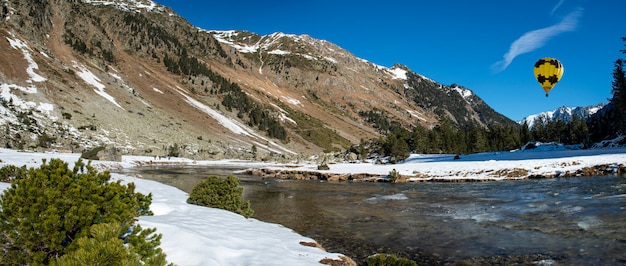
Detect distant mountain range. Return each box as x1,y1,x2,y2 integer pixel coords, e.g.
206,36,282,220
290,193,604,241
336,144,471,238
518,104,605,128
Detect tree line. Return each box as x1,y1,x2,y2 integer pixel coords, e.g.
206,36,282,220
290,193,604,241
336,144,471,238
353,114,590,163
587,37,626,142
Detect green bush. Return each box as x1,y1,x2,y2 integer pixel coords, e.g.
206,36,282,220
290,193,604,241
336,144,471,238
0,164,27,182
0,158,167,265
389,169,401,183
367,253,418,266
317,163,330,170
187,175,254,218
52,223,169,266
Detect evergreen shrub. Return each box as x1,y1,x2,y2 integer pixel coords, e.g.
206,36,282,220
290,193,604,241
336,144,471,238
0,158,167,265
187,175,254,218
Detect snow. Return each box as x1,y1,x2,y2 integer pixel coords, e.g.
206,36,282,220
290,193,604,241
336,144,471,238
37,103,54,114
0,148,346,265
388,67,407,80
282,96,303,106
6,37,47,83
266,143,626,181
278,112,297,124
0,140,624,264
0,82,55,122
74,63,124,110
109,72,122,81
270,103,297,125
173,87,250,136
519,104,603,127
210,30,261,54
1,83,34,109
323,56,337,64
268,49,291,55
406,109,427,121
209,31,326,64
81,0,164,13
171,87,297,155
300,54,317,61
152,87,164,94
451,86,473,99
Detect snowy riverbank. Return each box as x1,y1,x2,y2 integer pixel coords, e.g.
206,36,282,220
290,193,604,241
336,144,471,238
250,144,626,182
0,144,624,265
0,148,351,266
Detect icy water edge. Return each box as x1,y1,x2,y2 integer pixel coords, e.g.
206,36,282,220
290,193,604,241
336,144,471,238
116,166,626,265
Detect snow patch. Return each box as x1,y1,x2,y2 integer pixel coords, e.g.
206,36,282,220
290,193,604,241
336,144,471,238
389,67,407,80
173,88,296,155
270,103,297,125
324,56,337,63
175,88,250,136
81,0,164,13
210,30,260,53
37,103,54,114
109,72,122,81
6,37,46,83
278,112,296,125
0,83,54,120
300,54,317,61
282,96,303,107
406,109,427,121
268,49,290,55
74,63,124,110
452,86,472,99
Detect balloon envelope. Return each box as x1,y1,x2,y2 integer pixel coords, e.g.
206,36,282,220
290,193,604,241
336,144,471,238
534,58,564,97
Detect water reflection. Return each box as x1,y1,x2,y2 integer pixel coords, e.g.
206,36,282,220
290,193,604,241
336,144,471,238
117,166,626,265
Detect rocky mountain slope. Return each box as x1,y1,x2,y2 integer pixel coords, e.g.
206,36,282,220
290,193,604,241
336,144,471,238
0,0,516,160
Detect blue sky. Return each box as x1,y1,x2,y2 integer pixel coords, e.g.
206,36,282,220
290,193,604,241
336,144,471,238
155,0,626,121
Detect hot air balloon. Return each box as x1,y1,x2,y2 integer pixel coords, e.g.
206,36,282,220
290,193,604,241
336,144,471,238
534,58,564,97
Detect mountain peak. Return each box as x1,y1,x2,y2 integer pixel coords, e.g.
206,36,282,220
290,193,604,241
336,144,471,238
519,104,605,127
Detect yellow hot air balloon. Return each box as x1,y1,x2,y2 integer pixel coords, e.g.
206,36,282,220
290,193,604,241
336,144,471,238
534,58,564,97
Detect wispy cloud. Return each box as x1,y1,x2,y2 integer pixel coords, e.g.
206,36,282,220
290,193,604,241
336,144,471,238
550,0,566,15
491,8,582,73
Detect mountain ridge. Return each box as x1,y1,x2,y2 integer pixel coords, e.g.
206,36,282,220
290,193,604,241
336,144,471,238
0,0,516,160
519,104,605,128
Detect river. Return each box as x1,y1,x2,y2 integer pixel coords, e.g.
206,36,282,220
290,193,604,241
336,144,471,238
116,166,626,265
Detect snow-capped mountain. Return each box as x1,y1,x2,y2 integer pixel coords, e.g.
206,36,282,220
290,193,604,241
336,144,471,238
0,0,514,159
519,104,605,128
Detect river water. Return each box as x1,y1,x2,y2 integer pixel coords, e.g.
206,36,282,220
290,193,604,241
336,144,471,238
116,166,626,265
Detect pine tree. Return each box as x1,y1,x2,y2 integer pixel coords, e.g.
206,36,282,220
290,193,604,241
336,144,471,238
0,159,166,265
611,57,626,133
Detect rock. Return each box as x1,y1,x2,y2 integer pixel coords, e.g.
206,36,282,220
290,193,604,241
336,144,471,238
346,152,358,163
96,146,122,162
